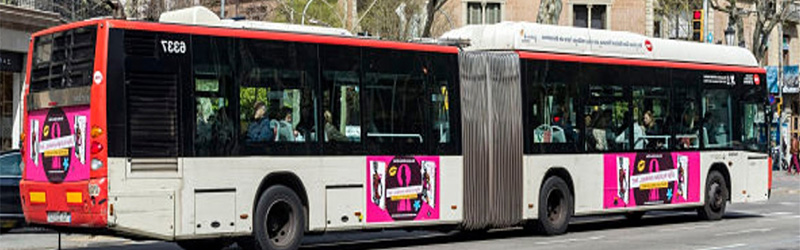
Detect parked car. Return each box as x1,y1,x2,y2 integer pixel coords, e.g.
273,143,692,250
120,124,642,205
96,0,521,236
0,150,22,233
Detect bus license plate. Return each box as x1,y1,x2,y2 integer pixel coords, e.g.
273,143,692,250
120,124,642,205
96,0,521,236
47,212,71,223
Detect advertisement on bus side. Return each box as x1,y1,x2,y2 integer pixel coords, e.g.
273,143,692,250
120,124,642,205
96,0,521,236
26,106,90,183
366,156,440,223
603,152,700,209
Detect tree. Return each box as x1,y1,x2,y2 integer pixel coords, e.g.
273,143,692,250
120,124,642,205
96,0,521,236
421,0,449,37
536,0,562,25
40,0,113,22
710,0,800,64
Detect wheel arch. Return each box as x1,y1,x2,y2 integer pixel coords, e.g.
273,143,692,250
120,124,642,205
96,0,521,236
707,162,731,201
541,167,575,204
253,171,309,222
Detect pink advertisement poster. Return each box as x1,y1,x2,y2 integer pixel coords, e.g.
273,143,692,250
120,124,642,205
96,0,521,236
26,106,91,183
366,156,440,223
603,152,700,209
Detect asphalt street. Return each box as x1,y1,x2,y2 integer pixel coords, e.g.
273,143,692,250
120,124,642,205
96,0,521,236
2,172,798,250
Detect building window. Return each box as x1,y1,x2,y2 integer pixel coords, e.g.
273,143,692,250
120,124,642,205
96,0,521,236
466,1,502,25
591,5,606,29
573,4,607,29
654,20,662,38
573,5,588,28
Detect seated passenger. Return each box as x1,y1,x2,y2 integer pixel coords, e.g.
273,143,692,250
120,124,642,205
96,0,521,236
703,113,719,145
275,107,298,142
246,101,274,142
616,111,652,150
592,111,613,151
324,110,349,142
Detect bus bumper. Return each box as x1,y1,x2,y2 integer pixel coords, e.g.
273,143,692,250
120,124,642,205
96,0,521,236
19,179,108,228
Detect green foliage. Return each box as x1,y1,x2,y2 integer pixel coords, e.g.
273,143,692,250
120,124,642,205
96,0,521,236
240,87,270,120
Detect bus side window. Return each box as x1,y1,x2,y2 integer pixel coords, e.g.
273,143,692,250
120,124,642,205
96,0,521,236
630,67,671,150
238,39,318,148
429,53,457,147
526,61,579,149
363,48,427,150
321,45,361,143
193,36,236,156
671,70,700,150
739,84,767,151
583,64,629,152
702,88,733,149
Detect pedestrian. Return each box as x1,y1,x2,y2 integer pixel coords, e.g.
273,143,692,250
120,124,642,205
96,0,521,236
790,134,799,175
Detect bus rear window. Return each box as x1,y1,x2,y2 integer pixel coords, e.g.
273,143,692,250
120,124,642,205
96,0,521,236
29,26,97,92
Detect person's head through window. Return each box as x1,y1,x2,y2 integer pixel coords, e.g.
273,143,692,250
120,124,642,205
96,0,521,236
324,110,334,125
642,110,655,129
253,101,267,121
282,107,293,123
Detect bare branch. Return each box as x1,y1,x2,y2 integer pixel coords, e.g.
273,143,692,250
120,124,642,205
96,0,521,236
355,0,380,28
434,0,449,12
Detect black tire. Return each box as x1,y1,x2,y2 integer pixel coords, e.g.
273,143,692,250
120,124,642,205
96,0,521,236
254,185,305,250
176,239,228,250
697,171,728,221
534,176,573,235
624,211,645,221
0,228,11,234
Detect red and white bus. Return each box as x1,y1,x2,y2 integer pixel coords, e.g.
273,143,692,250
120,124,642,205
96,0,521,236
20,6,770,250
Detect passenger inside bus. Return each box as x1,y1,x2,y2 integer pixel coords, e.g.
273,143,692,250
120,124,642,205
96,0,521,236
615,110,657,150
677,106,700,148
591,110,614,151
324,110,348,142
274,107,299,142
703,113,718,145
246,101,274,142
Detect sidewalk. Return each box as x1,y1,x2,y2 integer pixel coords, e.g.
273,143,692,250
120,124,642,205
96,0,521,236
772,169,800,195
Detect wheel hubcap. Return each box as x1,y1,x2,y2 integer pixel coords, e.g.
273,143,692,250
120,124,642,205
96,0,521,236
265,200,295,247
709,182,723,212
547,189,565,223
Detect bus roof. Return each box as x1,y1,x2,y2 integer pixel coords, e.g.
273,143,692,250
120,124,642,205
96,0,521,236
158,6,354,37
440,22,760,68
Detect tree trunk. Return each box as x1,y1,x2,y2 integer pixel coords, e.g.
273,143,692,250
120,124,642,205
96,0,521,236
421,0,437,37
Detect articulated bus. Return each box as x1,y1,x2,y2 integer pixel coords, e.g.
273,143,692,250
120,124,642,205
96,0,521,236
20,6,769,250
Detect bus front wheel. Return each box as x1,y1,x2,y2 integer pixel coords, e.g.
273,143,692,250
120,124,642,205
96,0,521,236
698,171,728,221
535,176,573,235
254,185,305,250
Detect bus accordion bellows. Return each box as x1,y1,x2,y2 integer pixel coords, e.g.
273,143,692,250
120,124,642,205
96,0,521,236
19,6,770,250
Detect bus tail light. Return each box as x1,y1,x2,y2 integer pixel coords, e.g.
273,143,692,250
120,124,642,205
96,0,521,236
90,126,103,138
91,158,103,171
91,141,104,154
66,192,83,204
30,192,46,203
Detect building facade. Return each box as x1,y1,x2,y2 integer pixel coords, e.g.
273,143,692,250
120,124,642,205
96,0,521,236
0,1,60,151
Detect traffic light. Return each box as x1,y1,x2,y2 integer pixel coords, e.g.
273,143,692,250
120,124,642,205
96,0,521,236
692,10,704,42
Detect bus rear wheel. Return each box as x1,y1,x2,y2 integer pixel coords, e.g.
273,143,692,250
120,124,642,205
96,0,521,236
698,171,728,221
254,185,305,250
534,176,573,236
